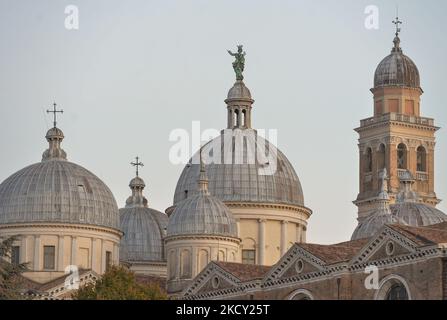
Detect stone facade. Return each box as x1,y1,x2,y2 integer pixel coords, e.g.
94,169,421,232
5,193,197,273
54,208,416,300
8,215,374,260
181,223,447,300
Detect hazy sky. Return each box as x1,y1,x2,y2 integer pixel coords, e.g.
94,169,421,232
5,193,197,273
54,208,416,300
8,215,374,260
0,0,446,244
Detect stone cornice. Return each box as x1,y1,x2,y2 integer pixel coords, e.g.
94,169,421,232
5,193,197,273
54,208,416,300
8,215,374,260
355,119,439,133
0,222,123,238
164,234,241,244
224,202,312,217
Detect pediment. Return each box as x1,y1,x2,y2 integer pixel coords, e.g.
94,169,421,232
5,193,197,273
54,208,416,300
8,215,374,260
182,262,240,297
265,244,326,282
350,225,419,266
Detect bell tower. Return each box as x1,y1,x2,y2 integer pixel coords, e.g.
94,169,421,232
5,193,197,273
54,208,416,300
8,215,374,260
354,18,440,221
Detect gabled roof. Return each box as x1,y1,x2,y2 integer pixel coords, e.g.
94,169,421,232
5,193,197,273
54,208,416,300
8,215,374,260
299,238,369,264
214,261,270,281
387,223,447,246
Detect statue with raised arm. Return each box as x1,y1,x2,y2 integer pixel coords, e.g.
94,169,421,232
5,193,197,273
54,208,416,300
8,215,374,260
227,45,246,81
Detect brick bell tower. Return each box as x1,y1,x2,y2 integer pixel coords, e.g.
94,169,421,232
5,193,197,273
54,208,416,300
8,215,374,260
354,17,441,221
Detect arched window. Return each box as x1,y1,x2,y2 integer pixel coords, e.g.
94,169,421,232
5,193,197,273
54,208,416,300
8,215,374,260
241,109,246,127
218,250,225,261
198,249,209,272
386,284,409,300
397,143,407,169
377,144,386,170
233,109,239,128
288,289,314,300
180,249,191,279
168,250,176,280
417,146,427,172
365,147,373,173
375,275,411,300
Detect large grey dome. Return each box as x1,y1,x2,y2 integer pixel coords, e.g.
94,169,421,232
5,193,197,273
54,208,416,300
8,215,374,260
120,174,168,262
374,36,420,89
0,160,120,229
168,160,237,237
173,129,305,207
0,127,120,230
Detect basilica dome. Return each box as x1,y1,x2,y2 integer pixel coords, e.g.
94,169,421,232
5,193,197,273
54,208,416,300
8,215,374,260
168,160,237,237
374,35,420,89
173,129,305,207
120,173,168,262
0,127,120,230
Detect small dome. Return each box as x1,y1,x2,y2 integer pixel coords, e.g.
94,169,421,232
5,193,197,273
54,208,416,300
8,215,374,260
46,127,64,139
351,211,405,240
120,207,168,262
390,203,447,227
391,170,447,227
167,192,237,237
168,157,238,238
129,176,145,189
374,36,420,89
226,80,253,101
120,173,168,262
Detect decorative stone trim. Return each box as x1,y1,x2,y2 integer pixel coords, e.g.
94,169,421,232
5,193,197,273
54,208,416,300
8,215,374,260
224,202,312,218
0,222,123,238
164,234,241,244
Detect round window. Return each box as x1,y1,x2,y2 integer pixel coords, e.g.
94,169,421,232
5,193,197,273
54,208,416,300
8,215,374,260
211,276,220,289
386,241,395,256
295,259,304,274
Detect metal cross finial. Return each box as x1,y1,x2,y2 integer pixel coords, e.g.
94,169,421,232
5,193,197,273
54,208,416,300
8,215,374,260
392,15,402,37
131,156,144,177
47,102,63,128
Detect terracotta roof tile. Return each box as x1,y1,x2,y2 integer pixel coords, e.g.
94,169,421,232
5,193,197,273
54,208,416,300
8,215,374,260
215,262,270,281
298,238,370,264
387,223,447,246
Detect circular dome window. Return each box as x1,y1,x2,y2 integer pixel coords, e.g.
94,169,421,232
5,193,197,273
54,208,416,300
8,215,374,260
211,276,220,289
295,259,304,274
386,241,395,256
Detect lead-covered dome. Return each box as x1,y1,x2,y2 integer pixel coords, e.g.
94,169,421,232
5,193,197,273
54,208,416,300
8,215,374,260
374,36,420,89
0,127,120,229
390,170,447,227
352,170,406,240
168,159,237,237
120,175,168,262
173,129,305,206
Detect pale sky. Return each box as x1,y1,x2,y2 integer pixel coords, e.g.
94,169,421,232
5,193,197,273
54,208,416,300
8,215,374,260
0,0,446,244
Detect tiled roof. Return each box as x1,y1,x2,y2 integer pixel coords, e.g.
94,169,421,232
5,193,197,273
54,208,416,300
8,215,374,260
387,223,447,246
298,238,370,264
215,261,271,281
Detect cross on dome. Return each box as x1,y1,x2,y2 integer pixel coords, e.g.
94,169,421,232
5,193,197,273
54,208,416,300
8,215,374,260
46,102,63,128
131,156,144,177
